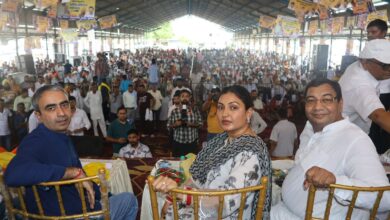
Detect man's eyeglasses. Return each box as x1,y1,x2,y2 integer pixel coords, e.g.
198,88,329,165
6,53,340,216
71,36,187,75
368,59,390,71
305,96,338,106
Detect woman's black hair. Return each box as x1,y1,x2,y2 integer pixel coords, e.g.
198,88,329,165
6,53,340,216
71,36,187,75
220,85,253,110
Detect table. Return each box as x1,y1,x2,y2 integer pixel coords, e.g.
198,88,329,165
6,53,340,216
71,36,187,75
80,158,133,195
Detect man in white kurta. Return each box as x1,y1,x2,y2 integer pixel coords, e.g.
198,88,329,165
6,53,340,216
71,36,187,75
339,39,390,134
271,79,390,220
84,83,107,137
67,96,91,136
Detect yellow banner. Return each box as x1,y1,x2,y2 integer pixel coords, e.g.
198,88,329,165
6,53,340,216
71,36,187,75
331,17,344,34
65,0,96,19
273,15,301,37
357,13,367,29
352,0,369,14
317,4,329,20
346,16,356,28
0,14,8,31
367,10,388,25
98,15,117,29
1,0,21,12
259,15,276,29
308,20,318,35
59,20,69,29
24,36,42,51
47,6,57,18
60,28,79,43
320,19,330,34
318,0,348,9
76,19,97,32
33,0,57,9
35,16,50,33
289,0,318,17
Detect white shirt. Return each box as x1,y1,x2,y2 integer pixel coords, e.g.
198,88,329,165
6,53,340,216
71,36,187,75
250,111,267,135
148,90,163,110
84,91,104,120
70,89,84,109
378,78,390,94
119,143,152,158
253,98,264,111
28,113,40,133
272,119,390,220
269,119,297,157
68,108,91,136
28,88,36,97
122,90,137,109
0,109,12,135
339,61,384,133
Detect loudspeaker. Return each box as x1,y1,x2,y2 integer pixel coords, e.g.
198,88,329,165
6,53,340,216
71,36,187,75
55,53,66,64
73,57,81,66
16,54,35,75
340,55,358,74
312,45,329,72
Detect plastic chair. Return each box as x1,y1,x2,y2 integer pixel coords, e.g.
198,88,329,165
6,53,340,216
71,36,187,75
305,183,390,220
0,168,110,220
147,175,268,220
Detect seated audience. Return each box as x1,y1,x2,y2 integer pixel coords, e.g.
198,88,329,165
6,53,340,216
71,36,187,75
119,129,152,158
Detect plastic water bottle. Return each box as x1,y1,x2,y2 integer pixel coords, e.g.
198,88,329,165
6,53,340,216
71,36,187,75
179,156,185,172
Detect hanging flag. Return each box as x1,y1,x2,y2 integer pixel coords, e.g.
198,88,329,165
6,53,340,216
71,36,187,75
0,14,8,31
273,15,301,37
259,15,276,29
346,16,356,28
59,20,69,29
1,0,21,13
65,0,96,20
98,15,117,29
331,17,345,34
366,10,388,25
34,15,51,33
4,12,19,28
356,13,368,29
60,28,79,42
317,4,329,20
319,19,329,34
352,0,369,14
76,19,97,32
308,20,318,35
33,0,57,9
47,5,58,18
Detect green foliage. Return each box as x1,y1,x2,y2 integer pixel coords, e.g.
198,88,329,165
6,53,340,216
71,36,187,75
147,22,174,40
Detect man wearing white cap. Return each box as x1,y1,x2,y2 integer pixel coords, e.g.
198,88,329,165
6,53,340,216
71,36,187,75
339,39,390,137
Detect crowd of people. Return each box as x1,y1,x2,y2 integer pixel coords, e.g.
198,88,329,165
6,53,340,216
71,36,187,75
0,19,389,220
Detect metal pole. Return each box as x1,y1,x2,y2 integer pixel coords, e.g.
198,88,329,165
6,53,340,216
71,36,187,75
14,27,21,69
45,33,49,60
359,29,363,52
329,33,333,67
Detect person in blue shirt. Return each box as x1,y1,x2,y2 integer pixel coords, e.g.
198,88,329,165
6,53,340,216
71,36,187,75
119,75,131,94
4,85,138,219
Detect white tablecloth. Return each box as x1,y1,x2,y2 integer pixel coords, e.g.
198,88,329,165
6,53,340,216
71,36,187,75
80,158,133,195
